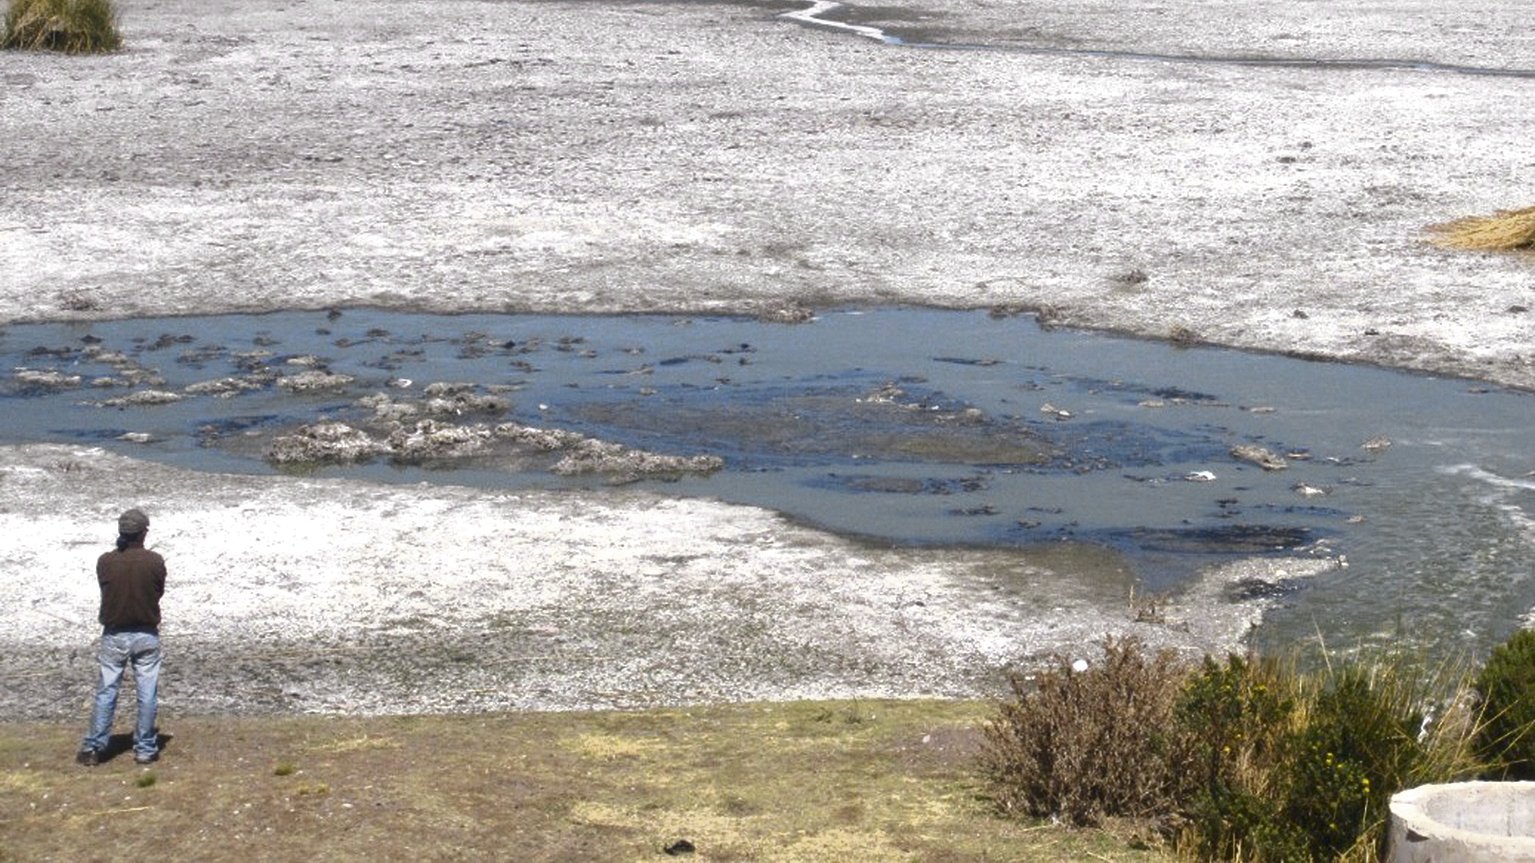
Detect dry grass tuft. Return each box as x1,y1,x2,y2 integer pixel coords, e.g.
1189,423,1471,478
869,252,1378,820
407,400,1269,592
2,0,121,53
1430,205,1535,252
981,636,1196,826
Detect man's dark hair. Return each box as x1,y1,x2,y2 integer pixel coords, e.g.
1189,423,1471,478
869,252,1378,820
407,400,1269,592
115,530,146,552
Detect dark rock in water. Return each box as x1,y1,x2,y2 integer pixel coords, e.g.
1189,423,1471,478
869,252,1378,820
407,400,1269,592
1152,386,1218,402
148,333,195,351
1111,524,1311,554
1227,577,1301,601
26,345,76,359
1231,444,1287,471
844,476,927,494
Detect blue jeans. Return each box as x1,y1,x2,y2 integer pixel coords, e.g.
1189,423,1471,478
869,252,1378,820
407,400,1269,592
81,629,161,758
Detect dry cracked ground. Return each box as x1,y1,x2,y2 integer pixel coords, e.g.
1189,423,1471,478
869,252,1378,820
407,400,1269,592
0,0,1531,719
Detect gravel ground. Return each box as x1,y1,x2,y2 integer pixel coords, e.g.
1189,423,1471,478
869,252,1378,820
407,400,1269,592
0,0,1528,718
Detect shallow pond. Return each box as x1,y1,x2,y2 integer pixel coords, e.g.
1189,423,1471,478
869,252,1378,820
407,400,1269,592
3,307,1532,658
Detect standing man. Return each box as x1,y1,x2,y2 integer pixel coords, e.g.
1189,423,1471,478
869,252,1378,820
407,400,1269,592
77,508,166,766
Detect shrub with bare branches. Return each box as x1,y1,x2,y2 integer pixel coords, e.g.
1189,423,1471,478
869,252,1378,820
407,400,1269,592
981,636,1197,826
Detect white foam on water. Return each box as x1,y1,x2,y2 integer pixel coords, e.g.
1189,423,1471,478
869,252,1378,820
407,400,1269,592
1441,463,1535,494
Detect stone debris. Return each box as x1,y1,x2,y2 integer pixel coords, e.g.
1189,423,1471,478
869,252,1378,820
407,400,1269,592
12,368,82,389
386,419,494,459
1230,444,1287,471
278,370,355,391
358,387,511,421
755,303,815,324
858,382,906,404
267,421,386,464
266,373,717,478
357,392,420,422
494,423,587,451
101,389,184,407
1362,435,1392,452
232,350,274,370
422,382,475,397
185,376,270,397
82,347,132,366
551,438,725,483
424,391,511,416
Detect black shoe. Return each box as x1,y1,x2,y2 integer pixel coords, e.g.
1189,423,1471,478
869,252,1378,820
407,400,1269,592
134,751,159,765
75,748,99,767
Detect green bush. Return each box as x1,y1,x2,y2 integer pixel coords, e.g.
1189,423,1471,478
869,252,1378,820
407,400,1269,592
985,642,1486,862
1280,670,1424,860
980,636,1196,826
1177,655,1306,862
2,0,122,53
1474,628,1535,778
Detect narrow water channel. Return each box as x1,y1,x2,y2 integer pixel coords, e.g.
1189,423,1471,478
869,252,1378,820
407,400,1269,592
780,0,1535,79
3,308,1532,659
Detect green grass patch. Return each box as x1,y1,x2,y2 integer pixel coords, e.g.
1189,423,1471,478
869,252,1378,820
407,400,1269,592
0,700,1170,862
2,0,122,53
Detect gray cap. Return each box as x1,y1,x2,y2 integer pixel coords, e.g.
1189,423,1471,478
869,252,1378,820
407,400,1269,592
118,508,150,535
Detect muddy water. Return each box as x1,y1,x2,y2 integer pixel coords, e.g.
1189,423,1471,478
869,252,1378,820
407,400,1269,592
3,308,1532,658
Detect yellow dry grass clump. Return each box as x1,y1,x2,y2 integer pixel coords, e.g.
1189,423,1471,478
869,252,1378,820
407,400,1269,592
2,0,121,53
1430,205,1535,251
